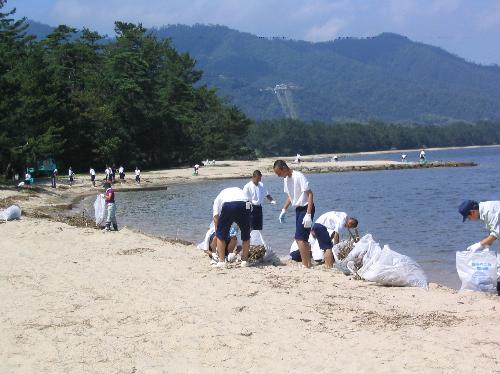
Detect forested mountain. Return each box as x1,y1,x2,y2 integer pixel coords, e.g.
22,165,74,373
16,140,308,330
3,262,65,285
152,24,500,123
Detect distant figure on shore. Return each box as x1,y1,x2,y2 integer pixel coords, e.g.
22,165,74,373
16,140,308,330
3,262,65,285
102,182,118,231
24,171,32,185
68,167,74,186
135,167,141,184
331,155,338,162
243,170,276,239
118,166,125,181
458,200,500,295
194,164,200,176
273,159,315,268
104,166,110,182
51,168,57,188
89,167,96,187
212,187,251,267
311,212,359,269
294,153,302,164
401,153,407,163
419,149,426,163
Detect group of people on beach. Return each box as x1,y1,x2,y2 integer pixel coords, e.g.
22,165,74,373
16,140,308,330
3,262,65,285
206,159,359,269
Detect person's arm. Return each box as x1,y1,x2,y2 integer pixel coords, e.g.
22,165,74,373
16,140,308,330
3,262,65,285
282,196,291,211
306,190,314,215
332,232,340,245
213,214,219,231
480,235,497,247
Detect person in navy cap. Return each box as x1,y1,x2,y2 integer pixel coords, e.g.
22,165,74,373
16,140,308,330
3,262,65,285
459,199,500,295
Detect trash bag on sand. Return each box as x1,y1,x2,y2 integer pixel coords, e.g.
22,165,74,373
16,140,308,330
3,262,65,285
0,205,21,221
456,250,497,293
359,244,428,289
93,194,105,226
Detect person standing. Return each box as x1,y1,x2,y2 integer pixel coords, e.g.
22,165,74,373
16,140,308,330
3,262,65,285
401,154,407,163
242,170,276,235
118,165,125,181
68,167,74,186
89,167,96,187
459,200,500,295
135,167,141,184
102,182,118,231
212,187,251,268
51,168,57,188
419,149,426,163
273,159,315,268
311,211,359,268
194,164,200,176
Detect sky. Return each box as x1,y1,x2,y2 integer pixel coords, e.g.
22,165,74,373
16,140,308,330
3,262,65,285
8,0,500,65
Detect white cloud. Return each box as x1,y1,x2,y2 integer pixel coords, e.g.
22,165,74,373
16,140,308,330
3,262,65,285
305,18,346,41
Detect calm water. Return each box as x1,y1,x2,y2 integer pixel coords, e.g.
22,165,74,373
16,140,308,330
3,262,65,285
81,146,500,289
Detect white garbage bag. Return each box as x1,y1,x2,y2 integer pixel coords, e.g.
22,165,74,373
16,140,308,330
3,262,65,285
0,205,22,221
456,250,497,293
93,194,106,226
359,245,428,289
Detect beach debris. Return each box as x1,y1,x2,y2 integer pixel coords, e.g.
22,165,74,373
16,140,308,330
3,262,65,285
0,205,22,221
118,248,156,256
248,244,266,261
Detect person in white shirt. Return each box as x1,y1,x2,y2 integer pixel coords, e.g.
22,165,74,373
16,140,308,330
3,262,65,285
273,159,315,268
243,170,276,233
89,168,96,187
194,164,200,176
311,211,359,268
135,167,141,184
401,154,407,163
68,167,74,186
459,200,500,295
212,187,251,267
118,166,125,181
419,149,426,163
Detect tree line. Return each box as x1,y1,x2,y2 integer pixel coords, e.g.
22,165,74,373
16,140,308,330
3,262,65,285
247,119,500,157
0,0,252,180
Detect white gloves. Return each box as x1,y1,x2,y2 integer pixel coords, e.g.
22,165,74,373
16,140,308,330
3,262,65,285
227,253,236,262
467,242,483,252
270,200,276,205
279,209,286,223
99,193,105,198
302,213,312,228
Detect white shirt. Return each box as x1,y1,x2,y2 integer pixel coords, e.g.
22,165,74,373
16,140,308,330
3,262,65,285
284,170,310,207
479,201,500,239
315,211,347,234
212,187,248,217
90,168,95,176
68,169,73,176
119,166,124,173
135,169,140,176
420,151,426,157
105,168,109,175
243,181,268,206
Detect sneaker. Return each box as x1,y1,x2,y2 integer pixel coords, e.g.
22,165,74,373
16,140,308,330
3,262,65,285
102,227,110,232
212,261,226,268
240,261,249,268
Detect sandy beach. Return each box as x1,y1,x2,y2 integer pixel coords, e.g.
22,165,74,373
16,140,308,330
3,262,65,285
1,154,499,373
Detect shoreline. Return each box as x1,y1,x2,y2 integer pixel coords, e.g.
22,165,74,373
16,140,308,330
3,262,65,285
1,149,499,372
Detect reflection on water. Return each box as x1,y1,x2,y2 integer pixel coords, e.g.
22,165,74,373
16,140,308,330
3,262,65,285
81,146,500,289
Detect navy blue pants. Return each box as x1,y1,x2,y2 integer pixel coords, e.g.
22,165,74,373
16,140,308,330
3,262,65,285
216,201,251,242
295,204,315,241
250,204,263,230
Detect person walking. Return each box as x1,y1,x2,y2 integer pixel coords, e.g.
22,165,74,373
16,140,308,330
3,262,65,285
89,167,96,187
273,159,315,268
459,200,500,295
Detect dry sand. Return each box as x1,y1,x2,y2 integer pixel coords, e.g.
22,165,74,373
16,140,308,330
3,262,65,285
1,155,499,373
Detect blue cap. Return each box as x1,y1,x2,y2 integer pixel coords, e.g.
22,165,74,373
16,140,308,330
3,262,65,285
458,200,477,222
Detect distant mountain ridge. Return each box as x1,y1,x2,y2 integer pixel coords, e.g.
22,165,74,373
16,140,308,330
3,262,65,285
26,20,500,123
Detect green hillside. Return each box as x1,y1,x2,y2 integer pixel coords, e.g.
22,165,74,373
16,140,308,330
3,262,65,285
26,21,500,123
153,24,500,123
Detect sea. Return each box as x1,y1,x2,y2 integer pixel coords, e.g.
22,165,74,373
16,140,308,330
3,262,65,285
80,146,500,289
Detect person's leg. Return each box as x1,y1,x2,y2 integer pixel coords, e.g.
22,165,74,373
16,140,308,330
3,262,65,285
104,204,112,230
324,249,334,268
296,239,311,268
235,203,251,262
241,240,250,262
216,203,234,263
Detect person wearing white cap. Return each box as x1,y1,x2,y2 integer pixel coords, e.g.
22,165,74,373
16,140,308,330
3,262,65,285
459,199,500,295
